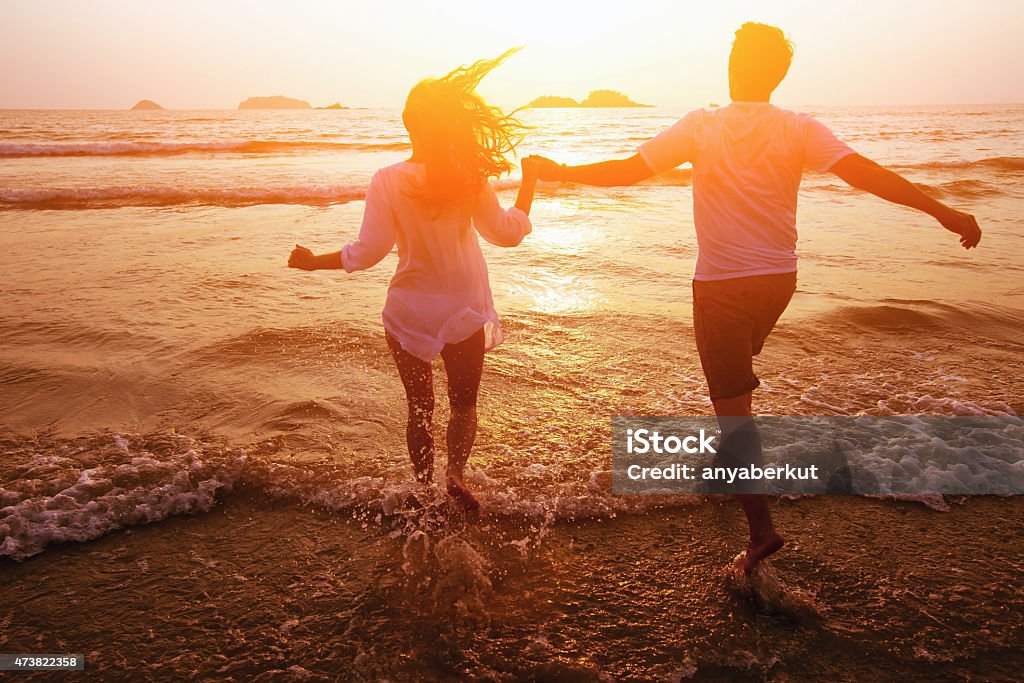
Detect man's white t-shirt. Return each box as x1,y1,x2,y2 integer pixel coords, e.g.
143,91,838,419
637,102,855,281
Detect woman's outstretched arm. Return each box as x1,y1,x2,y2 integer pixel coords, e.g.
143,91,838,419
288,171,398,271
288,245,342,270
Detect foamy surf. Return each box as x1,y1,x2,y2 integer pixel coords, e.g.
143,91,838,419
0,432,701,560
3,421,1019,561
0,437,245,560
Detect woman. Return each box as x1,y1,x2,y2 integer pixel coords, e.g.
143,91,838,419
288,49,539,511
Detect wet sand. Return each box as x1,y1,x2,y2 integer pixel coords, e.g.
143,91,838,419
1,494,1020,681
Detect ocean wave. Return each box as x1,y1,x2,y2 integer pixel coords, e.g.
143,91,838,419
804,177,1007,200
642,167,1003,197
0,183,368,209
0,157,1009,209
0,139,411,158
822,300,1024,338
2,419,1019,560
912,179,1005,199
0,434,242,560
195,326,372,361
0,432,697,560
846,128,1019,142
892,156,1024,173
0,178,534,209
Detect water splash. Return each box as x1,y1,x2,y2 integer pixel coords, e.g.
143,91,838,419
726,554,824,624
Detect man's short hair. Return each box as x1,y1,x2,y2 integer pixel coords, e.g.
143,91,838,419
729,22,794,95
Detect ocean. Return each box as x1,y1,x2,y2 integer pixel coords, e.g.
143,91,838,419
1,105,1022,680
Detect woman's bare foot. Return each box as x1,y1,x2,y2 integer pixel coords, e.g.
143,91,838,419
446,475,480,513
734,532,785,574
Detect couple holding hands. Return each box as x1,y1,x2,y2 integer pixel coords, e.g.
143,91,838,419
288,23,981,573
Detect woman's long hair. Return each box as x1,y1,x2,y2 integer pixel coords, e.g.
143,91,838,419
402,48,525,203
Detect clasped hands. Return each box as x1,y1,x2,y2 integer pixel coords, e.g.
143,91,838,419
521,155,564,182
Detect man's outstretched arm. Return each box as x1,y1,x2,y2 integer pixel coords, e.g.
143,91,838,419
830,153,981,249
531,154,655,187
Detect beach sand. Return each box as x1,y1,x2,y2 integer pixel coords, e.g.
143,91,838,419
2,494,1020,681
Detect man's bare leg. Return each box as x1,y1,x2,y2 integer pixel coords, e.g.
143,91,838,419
712,391,784,573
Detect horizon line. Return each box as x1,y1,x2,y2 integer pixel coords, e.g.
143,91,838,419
3,101,1024,112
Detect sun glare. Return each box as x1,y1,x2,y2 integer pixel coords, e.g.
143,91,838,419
510,270,599,315
528,214,593,257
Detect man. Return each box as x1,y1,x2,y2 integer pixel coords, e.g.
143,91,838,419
530,22,981,573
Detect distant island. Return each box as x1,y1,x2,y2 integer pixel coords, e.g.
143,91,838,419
130,99,163,110
528,96,580,108
316,102,349,110
527,90,652,108
238,96,312,110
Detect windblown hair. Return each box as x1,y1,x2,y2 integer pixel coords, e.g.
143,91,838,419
729,22,795,96
402,48,525,203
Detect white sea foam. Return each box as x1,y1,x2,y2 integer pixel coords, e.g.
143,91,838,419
762,414,1024,497
0,433,699,560
0,446,243,560
2,420,1020,560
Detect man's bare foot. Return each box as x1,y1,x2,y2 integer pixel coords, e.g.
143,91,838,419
446,475,480,513
734,532,785,574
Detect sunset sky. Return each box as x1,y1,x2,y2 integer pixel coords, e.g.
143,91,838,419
2,0,1022,109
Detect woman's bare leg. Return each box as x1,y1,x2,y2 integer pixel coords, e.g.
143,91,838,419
440,329,485,511
386,332,435,483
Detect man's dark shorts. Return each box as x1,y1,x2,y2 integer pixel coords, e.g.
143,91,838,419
692,271,797,401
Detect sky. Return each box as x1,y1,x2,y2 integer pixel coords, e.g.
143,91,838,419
1,0,1022,109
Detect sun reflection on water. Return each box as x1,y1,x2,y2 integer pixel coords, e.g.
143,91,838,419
530,222,592,257
508,270,599,315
